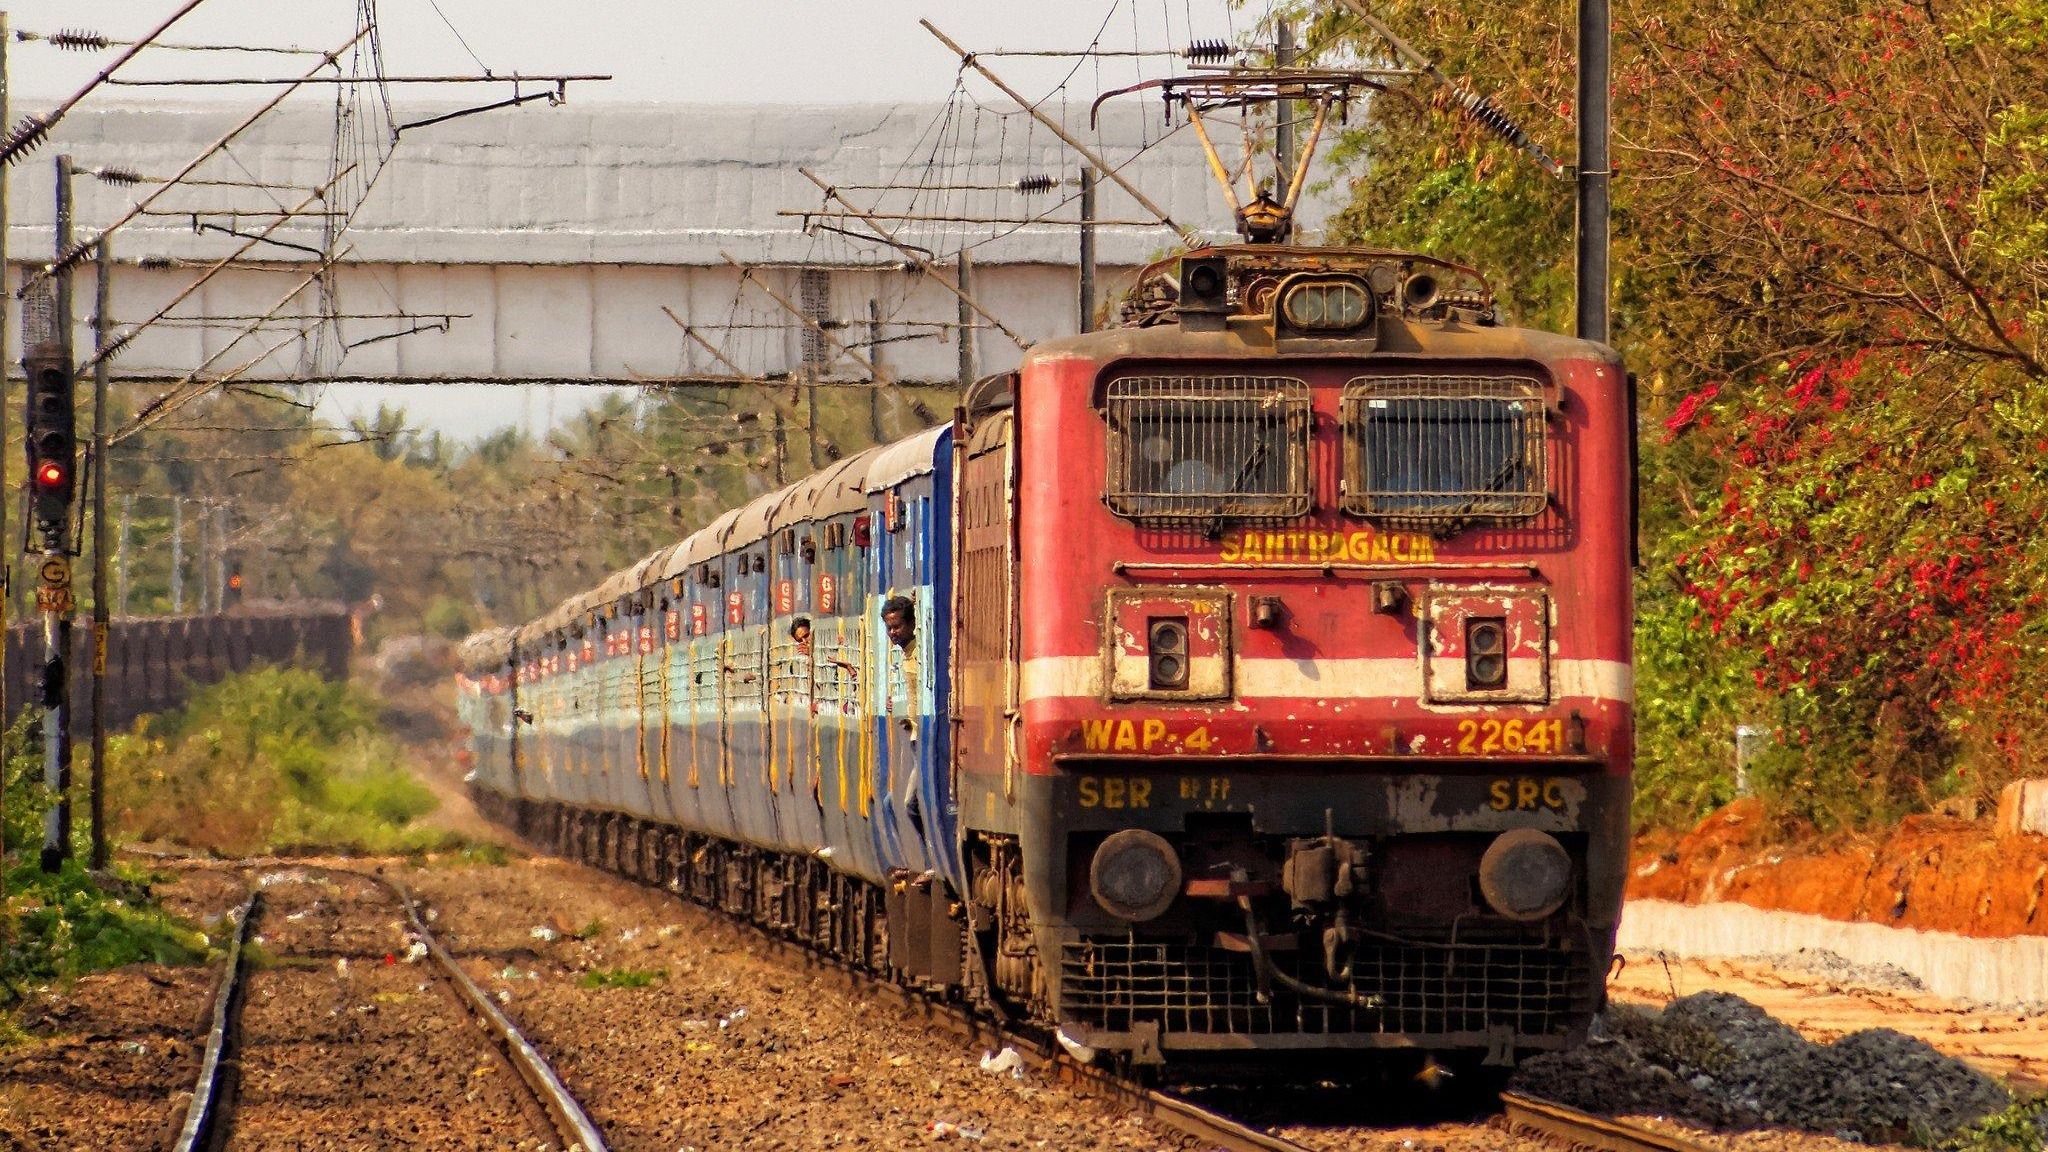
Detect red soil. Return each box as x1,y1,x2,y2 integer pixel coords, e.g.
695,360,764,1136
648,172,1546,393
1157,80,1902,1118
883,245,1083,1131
1628,797,2048,938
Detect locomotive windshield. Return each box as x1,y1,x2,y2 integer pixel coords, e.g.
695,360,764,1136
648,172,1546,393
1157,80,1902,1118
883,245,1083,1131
1342,375,1549,527
1102,374,1311,522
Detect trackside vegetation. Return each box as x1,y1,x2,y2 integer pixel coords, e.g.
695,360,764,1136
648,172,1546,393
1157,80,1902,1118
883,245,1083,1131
0,717,208,1004
106,666,448,857
1301,0,2048,831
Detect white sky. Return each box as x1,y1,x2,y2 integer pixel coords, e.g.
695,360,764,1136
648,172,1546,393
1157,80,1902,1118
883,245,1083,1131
11,1,1250,107
11,1,1262,438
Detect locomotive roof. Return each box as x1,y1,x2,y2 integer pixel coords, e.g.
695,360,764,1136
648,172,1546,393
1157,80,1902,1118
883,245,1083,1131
1023,305,1617,368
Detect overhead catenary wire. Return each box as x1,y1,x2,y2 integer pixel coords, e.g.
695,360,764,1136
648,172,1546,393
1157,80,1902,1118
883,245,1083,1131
20,27,371,292
0,0,212,164
797,168,1030,350
921,18,1194,245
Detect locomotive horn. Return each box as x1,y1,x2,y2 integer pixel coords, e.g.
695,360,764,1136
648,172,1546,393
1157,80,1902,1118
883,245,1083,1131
1400,272,1440,312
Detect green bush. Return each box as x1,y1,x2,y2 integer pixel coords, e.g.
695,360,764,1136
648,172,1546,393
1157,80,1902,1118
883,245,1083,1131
108,666,451,856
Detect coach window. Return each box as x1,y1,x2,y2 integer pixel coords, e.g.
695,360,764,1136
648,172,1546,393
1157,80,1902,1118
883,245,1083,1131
1340,375,1549,530
1102,374,1311,522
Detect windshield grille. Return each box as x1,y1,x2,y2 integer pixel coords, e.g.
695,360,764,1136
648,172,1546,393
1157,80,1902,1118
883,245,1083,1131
1103,375,1311,522
1342,376,1548,530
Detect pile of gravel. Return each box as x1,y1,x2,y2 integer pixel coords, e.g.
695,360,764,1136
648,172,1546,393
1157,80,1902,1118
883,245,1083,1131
1513,992,2012,1142
1753,947,1926,993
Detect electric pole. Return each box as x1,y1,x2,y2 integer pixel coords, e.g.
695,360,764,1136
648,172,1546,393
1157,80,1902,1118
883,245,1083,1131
955,251,976,389
89,238,110,871
1078,167,1097,333
1576,0,1611,343
1275,21,1297,201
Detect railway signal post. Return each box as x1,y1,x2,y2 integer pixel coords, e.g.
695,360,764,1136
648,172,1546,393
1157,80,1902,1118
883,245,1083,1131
31,154,79,873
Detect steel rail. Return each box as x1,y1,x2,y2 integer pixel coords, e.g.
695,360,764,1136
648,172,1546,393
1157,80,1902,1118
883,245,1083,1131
1501,1092,1714,1152
149,857,608,1152
171,890,257,1152
385,875,611,1152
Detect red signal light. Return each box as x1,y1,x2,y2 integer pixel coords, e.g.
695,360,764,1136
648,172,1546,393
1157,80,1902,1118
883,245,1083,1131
228,573,244,591
34,461,65,489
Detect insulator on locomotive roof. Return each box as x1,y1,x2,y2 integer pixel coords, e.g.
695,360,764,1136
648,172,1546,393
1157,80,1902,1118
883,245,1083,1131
1183,39,1234,64
1014,173,1058,195
49,28,113,52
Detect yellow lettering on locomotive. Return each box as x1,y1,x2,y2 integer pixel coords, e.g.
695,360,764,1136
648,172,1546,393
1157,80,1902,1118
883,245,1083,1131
1081,719,1116,751
1113,721,1138,751
1078,775,1151,809
1218,527,1435,566
1142,719,1167,749
1489,776,1572,812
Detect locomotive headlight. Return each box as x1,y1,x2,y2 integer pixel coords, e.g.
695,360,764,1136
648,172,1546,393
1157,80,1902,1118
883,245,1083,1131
1465,616,1508,690
1147,617,1190,690
1279,275,1373,333
1477,828,1573,921
1090,829,1182,922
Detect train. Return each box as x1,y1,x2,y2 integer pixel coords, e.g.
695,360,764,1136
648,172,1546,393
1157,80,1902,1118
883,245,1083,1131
458,240,1633,1079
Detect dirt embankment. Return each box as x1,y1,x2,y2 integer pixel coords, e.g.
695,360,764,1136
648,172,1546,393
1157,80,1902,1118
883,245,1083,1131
1630,798,2048,937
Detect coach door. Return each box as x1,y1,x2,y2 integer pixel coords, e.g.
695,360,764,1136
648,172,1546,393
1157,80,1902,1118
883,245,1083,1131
953,412,1018,826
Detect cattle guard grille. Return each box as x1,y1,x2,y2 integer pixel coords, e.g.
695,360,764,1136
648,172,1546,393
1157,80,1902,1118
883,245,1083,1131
1059,937,1589,1039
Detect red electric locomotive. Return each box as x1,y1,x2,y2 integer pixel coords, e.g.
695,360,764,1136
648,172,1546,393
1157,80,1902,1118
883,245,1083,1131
954,241,1631,1075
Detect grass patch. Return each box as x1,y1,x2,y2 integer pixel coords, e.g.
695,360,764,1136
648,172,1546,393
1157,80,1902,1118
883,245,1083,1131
108,666,457,856
1,717,210,1002
578,967,666,990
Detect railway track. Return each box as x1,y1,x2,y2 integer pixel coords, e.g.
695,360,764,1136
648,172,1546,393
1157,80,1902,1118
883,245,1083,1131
1501,1092,1714,1152
170,864,607,1152
589,856,1698,1152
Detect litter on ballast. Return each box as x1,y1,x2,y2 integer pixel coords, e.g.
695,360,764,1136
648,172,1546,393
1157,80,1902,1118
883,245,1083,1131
978,1047,1025,1079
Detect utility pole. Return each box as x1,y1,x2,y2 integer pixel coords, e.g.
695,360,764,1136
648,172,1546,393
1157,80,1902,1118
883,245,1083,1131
955,251,976,389
1078,168,1098,333
0,9,12,731
1576,0,1611,343
1274,21,1297,201
115,494,131,616
37,154,78,874
170,497,183,613
866,299,884,441
89,238,109,871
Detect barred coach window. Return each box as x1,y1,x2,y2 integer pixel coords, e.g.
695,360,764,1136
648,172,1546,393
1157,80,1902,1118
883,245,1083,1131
1342,376,1549,529
1102,375,1311,523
